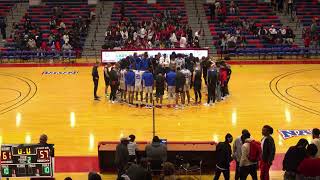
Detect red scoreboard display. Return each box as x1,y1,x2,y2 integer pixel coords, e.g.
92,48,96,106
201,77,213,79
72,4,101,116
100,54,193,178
0,144,54,178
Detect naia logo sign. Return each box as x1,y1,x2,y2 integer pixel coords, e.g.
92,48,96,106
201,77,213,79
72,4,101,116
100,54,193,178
42,71,78,75
278,129,312,140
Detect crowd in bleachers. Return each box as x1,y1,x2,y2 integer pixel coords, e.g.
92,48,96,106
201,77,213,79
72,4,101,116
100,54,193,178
209,0,296,54
103,12,200,50
102,0,201,50
7,11,91,59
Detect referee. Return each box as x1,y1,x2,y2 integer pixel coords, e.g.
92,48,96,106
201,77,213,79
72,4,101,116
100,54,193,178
92,62,100,100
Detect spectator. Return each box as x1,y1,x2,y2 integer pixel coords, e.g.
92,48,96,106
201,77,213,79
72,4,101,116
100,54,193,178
39,134,48,145
214,133,233,180
311,128,320,158
240,132,258,180
297,144,320,178
209,2,216,20
0,18,6,41
310,19,318,39
233,129,250,180
179,35,187,48
229,1,239,15
62,42,73,58
126,158,152,180
161,162,176,180
115,137,130,178
145,136,167,162
27,38,37,50
260,125,276,180
283,138,309,180
88,172,102,180
128,134,138,163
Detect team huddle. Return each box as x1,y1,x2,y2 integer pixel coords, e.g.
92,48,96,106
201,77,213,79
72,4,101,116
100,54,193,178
93,52,232,108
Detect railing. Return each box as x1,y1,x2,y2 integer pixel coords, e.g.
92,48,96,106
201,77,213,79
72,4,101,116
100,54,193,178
192,0,206,47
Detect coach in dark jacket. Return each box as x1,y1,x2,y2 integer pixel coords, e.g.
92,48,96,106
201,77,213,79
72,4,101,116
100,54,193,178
214,133,233,180
115,137,129,178
92,62,100,100
109,67,119,102
261,125,276,180
283,138,308,180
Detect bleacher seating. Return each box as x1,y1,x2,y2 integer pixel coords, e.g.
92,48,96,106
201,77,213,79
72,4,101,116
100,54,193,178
296,0,320,27
110,0,188,25
0,0,20,18
1,0,95,61
203,0,306,57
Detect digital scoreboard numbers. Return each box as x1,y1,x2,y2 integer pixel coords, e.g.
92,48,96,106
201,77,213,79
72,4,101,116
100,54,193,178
0,144,54,178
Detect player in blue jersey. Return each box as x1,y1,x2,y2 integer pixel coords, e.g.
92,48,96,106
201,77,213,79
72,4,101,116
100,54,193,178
134,70,144,105
125,69,135,105
166,69,176,107
142,69,154,108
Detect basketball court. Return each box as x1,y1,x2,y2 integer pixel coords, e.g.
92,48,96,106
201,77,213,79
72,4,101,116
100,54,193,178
1,63,320,179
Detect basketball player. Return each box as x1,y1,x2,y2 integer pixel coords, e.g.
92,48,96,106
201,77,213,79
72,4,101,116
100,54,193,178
175,54,185,70
103,64,110,97
175,67,186,109
92,62,100,100
125,69,135,105
142,69,154,108
193,66,202,104
119,68,127,102
134,69,144,105
181,66,192,105
155,72,165,107
166,69,176,107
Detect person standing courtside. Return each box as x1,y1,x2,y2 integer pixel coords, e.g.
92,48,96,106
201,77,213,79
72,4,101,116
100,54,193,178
92,62,100,100
311,128,320,158
193,66,202,104
206,62,217,106
214,133,233,180
260,125,276,180
103,64,110,97
109,66,119,103
233,129,250,180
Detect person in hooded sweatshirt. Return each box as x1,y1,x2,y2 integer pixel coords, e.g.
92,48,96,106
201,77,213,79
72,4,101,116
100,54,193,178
214,133,233,180
283,138,309,180
145,136,167,162
240,132,258,180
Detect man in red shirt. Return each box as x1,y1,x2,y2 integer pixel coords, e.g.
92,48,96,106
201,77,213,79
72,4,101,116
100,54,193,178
297,144,320,178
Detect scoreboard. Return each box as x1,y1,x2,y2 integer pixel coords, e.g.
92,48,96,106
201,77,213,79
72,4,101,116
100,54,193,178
0,144,54,178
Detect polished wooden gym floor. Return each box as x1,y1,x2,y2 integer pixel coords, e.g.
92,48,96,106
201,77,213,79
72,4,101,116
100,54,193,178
1,64,320,179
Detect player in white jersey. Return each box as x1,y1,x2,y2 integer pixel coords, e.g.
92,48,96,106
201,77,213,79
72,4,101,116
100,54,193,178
119,69,127,102
133,70,144,103
175,55,185,70
160,54,170,68
181,66,192,104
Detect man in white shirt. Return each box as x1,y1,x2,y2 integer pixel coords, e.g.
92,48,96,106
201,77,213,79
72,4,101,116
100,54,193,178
311,128,320,158
160,54,170,68
119,68,127,102
134,70,144,105
170,32,178,45
180,36,187,48
127,134,138,163
181,66,192,104
175,54,185,70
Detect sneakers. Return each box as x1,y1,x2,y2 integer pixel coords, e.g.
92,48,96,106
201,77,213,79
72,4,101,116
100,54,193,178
204,103,210,106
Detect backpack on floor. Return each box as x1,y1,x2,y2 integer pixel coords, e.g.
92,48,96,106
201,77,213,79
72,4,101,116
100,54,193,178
248,140,262,162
